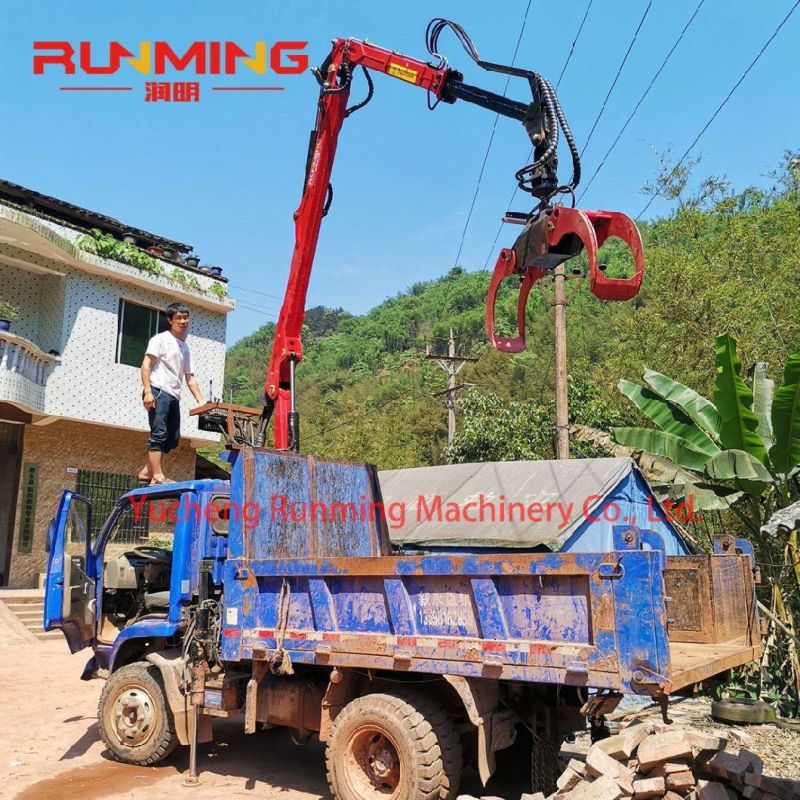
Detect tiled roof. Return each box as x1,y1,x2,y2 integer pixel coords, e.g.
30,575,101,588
0,178,192,253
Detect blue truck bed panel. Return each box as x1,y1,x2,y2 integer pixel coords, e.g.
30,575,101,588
221,550,672,695
230,448,391,560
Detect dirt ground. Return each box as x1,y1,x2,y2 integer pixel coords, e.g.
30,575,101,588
0,640,521,800
3,639,799,800
1,641,326,800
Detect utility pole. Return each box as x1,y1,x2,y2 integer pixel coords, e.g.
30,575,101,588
553,263,569,459
426,329,478,445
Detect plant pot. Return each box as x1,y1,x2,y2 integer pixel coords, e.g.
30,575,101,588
161,248,176,260
0,319,10,332
209,266,223,277
185,256,200,269
122,232,137,245
200,266,212,275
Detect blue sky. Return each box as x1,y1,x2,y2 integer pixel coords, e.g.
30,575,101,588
1,1,798,345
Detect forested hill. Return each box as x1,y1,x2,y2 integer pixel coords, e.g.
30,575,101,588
224,157,800,469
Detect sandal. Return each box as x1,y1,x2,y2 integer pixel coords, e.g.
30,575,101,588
149,476,175,486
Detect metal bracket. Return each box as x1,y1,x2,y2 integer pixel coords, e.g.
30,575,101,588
613,525,667,570
631,665,670,691
598,561,624,580
612,526,640,550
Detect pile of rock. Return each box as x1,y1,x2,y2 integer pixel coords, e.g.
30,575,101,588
540,722,800,800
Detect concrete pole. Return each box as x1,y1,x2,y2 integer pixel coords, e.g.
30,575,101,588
447,329,457,445
426,330,477,447
553,263,569,459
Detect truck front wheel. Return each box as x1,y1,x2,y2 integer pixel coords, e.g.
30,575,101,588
326,691,462,800
97,662,178,765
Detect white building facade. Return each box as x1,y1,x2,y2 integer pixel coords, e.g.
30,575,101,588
0,181,234,587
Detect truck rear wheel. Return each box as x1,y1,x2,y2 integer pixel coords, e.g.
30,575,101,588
97,661,178,765
326,691,462,800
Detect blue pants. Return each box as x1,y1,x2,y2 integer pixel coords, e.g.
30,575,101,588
147,387,181,453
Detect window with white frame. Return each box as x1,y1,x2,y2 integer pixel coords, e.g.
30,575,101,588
116,299,168,367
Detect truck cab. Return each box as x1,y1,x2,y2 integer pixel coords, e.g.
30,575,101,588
44,479,230,672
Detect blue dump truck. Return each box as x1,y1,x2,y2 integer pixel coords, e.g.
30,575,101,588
44,449,762,799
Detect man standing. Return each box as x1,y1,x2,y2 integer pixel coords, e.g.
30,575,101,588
139,302,205,485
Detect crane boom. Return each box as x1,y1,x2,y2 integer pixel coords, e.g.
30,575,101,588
258,20,645,451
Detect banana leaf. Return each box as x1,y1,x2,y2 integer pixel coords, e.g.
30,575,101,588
705,449,773,482
571,424,699,485
619,379,720,457
643,369,721,440
752,361,774,449
657,481,744,511
713,334,767,463
770,352,800,475
612,427,708,471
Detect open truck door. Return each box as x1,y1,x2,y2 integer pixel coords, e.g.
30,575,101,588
44,491,96,652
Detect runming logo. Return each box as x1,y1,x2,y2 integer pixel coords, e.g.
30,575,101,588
33,41,308,75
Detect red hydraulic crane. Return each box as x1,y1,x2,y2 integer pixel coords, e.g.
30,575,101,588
258,19,645,450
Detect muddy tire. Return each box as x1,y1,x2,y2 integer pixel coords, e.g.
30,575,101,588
326,691,463,800
98,661,178,765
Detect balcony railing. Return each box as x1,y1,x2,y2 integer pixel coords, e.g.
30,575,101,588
0,331,60,414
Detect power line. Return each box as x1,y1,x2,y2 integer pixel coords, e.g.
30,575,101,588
234,300,279,318
231,297,280,314
636,0,800,220
577,0,706,204
451,0,534,270
482,1,594,270
303,388,415,445
481,172,526,271
304,383,445,447
556,0,594,88
228,283,284,301
580,0,653,158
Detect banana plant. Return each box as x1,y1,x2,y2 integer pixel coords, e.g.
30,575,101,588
612,334,800,535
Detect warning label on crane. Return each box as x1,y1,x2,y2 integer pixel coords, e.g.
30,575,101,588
387,62,418,83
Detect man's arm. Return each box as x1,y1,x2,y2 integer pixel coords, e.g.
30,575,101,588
186,374,205,406
141,354,158,409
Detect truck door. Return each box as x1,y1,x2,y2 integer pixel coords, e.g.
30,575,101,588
44,491,96,653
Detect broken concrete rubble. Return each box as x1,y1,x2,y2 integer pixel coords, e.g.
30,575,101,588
460,721,800,800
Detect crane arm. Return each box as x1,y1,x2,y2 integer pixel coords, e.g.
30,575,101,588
261,32,540,450
259,20,645,451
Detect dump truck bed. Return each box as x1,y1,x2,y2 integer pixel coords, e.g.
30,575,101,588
220,544,761,698
222,450,760,697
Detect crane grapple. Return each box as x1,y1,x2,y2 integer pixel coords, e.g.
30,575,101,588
487,206,645,353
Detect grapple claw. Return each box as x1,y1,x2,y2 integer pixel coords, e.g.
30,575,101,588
486,205,645,353
486,248,546,353
546,206,644,301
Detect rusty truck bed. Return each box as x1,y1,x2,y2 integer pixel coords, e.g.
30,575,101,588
220,536,761,699
664,540,761,692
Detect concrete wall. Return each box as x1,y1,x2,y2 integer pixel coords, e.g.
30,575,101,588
8,419,196,588
0,263,64,352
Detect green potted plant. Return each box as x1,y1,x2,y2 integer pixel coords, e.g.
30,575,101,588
0,298,18,332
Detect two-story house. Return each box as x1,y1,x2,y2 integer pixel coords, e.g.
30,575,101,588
0,180,234,587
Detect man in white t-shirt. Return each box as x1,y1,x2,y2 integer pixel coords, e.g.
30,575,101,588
139,302,205,485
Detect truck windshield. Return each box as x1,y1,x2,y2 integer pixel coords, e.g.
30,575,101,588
97,495,179,559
